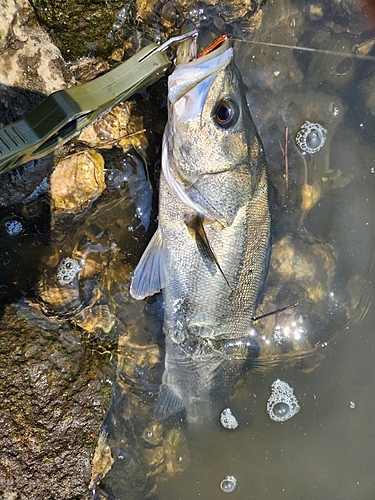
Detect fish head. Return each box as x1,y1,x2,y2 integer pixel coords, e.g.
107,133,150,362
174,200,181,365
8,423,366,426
164,39,266,224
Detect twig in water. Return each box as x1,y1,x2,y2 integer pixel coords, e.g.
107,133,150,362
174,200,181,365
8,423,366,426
252,302,298,322
279,126,289,190
64,129,147,159
284,125,289,190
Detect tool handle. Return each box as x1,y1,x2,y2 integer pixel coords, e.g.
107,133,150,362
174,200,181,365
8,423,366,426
0,43,171,174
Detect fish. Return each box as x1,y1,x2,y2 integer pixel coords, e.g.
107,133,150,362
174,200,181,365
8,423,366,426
130,37,271,425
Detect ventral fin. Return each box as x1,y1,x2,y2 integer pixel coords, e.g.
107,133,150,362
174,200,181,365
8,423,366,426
130,228,165,300
185,216,230,287
155,384,185,420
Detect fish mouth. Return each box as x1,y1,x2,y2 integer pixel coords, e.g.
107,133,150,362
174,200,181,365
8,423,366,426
168,38,233,104
174,32,229,66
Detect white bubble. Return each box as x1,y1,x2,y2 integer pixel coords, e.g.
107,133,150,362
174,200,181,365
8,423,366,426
295,121,327,154
56,257,80,285
220,476,237,493
220,408,238,429
267,379,300,422
4,219,23,236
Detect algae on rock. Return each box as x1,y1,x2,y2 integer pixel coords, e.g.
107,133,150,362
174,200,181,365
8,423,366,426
29,0,130,59
0,304,113,500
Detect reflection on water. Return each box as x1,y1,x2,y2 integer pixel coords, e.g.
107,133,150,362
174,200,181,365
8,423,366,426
2,0,375,498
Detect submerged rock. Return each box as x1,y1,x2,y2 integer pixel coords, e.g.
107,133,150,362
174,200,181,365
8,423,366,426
50,150,106,214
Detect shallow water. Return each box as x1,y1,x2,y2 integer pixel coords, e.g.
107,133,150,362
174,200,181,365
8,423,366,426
151,1,375,499
157,312,375,500
2,0,375,498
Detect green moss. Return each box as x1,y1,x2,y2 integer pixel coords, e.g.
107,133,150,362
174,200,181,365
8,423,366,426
29,0,128,59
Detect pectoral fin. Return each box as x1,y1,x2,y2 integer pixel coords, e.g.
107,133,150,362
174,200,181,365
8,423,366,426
186,216,230,287
163,130,225,224
130,228,165,300
163,134,203,213
155,384,185,420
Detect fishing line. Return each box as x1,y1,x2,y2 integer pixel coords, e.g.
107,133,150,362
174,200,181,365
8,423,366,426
229,37,375,62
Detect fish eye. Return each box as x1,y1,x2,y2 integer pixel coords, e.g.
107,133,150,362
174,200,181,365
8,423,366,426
214,100,239,129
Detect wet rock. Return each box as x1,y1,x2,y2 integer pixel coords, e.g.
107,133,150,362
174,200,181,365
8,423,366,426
78,101,148,158
360,74,375,117
254,223,364,362
307,30,357,92
304,3,324,21
30,0,128,59
330,0,375,19
0,156,53,207
0,0,70,205
0,303,113,499
178,0,266,23
143,427,189,482
0,84,45,128
300,181,322,212
68,58,109,83
238,0,305,92
353,38,375,56
90,429,114,493
0,0,68,95
50,150,106,214
92,294,192,498
30,228,122,335
46,101,149,217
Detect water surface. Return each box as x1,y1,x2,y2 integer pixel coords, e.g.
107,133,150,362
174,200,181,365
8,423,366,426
2,1,375,499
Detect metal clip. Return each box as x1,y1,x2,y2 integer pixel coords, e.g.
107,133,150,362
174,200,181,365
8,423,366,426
138,30,199,63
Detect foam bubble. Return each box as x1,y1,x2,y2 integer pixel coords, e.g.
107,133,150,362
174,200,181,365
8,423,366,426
220,408,239,429
3,219,23,236
267,379,300,422
295,121,327,154
220,476,237,493
220,408,238,429
56,257,80,285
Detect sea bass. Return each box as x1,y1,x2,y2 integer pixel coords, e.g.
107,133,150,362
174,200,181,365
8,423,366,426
130,38,271,424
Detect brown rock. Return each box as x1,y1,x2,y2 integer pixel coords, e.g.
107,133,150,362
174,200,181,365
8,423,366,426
0,304,113,500
50,150,106,214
